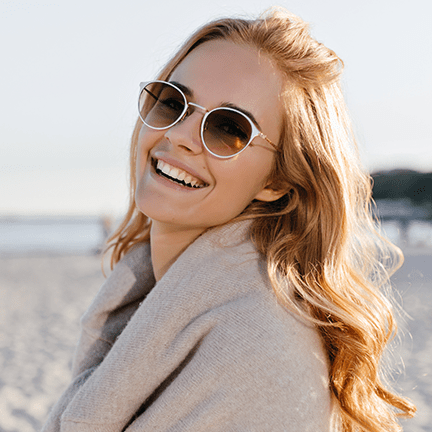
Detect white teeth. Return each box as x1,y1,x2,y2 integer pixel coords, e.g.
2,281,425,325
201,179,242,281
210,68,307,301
178,171,186,181
155,159,205,188
170,167,179,178
161,165,170,176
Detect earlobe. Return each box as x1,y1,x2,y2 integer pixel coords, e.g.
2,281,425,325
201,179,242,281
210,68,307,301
254,187,286,202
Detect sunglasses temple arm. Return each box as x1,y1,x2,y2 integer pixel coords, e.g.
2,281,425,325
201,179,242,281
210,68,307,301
259,133,280,152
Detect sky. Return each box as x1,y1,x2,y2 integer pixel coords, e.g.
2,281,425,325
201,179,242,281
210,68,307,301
1,0,431,216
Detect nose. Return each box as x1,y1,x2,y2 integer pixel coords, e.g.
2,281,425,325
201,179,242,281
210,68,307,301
164,104,206,155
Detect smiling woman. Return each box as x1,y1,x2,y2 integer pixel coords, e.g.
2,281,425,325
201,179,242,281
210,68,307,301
42,7,416,432
134,40,285,280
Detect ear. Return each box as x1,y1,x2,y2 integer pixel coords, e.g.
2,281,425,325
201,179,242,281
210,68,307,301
254,186,286,202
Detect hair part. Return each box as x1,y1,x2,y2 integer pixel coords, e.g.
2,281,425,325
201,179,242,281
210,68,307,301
105,8,416,431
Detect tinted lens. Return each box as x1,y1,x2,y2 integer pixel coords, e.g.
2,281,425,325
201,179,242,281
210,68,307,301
203,109,252,157
139,82,186,129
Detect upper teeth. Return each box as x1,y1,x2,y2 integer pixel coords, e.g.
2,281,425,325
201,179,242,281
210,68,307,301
156,159,205,188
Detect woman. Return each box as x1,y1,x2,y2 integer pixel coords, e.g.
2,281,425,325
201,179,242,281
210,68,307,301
42,8,416,432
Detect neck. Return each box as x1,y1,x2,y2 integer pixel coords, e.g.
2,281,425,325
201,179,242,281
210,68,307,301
150,221,206,281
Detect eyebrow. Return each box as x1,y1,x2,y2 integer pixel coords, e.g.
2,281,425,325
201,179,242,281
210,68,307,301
222,103,261,130
169,81,193,97
169,80,262,130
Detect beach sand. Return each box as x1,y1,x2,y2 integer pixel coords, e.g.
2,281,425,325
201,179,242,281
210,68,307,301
0,249,431,432
0,253,104,432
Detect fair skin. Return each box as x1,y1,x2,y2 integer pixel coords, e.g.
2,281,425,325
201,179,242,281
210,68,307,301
135,40,285,280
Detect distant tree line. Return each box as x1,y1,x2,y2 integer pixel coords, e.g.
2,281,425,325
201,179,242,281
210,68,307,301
371,170,432,206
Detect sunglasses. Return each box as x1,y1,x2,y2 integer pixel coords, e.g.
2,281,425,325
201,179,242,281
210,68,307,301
138,80,279,158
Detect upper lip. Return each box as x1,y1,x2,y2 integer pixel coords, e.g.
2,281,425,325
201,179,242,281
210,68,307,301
151,153,210,186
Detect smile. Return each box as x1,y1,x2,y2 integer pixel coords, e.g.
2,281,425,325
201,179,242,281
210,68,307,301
153,159,208,189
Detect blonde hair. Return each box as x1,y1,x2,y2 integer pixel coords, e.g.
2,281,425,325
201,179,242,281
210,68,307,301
106,8,416,431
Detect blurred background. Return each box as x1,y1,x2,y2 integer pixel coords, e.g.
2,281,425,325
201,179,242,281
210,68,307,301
1,0,431,253
0,0,431,431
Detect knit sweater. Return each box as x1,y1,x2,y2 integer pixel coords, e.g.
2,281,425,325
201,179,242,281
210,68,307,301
42,220,334,431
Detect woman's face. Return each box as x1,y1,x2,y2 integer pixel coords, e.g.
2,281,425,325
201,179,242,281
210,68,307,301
135,40,284,233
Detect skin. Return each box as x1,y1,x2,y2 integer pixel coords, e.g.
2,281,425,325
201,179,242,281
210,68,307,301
135,40,285,280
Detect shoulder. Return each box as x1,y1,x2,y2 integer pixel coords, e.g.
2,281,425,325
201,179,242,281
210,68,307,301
179,221,328,371
183,268,332,430
205,273,329,387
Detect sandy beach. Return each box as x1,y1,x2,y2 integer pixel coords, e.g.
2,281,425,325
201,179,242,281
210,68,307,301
0,249,431,432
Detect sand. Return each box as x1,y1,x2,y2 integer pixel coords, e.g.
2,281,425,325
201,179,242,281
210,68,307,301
0,249,431,432
0,253,104,432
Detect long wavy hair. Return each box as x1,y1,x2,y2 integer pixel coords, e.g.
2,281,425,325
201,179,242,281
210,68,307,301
106,8,416,431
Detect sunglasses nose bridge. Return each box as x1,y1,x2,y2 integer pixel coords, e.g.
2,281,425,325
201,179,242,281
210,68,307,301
179,102,208,130
185,102,207,122
188,102,207,114
166,101,208,155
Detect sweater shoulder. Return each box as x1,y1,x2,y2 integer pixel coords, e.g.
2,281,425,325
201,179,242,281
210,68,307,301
182,269,332,430
209,281,328,375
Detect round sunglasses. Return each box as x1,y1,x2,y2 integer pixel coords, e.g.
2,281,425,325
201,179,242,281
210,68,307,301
138,80,279,158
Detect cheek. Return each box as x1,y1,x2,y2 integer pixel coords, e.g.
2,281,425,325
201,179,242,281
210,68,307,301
211,156,273,202
136,142,147,178
136,127,157,176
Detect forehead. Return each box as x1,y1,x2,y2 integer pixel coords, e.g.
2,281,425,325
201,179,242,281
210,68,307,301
169,40,283,141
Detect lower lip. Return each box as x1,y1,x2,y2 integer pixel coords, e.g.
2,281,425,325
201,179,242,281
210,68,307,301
150,163,207,192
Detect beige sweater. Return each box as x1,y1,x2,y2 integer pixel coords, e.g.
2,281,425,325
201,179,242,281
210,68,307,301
42,221,333,431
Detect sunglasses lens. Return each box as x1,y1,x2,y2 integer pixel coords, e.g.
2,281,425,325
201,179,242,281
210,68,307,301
203,109,252,157
138,81,254,157
139,82,186,128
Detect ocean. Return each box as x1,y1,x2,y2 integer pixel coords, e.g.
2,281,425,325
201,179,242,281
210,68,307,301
0,216,110,255
0,216,431,255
